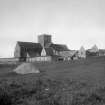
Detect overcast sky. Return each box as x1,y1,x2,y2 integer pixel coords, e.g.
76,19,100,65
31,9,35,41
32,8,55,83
0,0,105,57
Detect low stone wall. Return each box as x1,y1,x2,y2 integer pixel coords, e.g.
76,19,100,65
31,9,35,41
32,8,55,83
0,58,19,64
26,56,52,62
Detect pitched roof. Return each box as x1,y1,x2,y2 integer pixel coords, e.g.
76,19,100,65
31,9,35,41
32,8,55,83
27,50,42,57
17,41,43,57
59,50,76,57
91,44,98,51
45,48,54,56
87,44,99,52
41,47,54,56
49,44,69,51
17,41,42,49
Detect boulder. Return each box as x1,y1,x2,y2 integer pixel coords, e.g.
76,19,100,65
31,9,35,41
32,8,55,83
14,63,40,74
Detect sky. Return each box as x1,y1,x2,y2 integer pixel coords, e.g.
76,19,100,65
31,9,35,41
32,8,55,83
0,0,105,57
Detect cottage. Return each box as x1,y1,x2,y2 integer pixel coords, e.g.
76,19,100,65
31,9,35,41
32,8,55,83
58,50,78,60
99,49,105,56
48,43,72,60
59,51,71,60
89,45,99,52
86,45,99,57
48,44,69,55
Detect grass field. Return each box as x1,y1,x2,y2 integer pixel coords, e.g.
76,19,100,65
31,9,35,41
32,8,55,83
0,56,105,105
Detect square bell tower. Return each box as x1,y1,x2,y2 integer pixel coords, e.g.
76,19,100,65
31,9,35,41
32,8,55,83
38,34,52,47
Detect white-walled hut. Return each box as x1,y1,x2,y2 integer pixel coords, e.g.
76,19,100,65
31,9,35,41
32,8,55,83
78,46,86,58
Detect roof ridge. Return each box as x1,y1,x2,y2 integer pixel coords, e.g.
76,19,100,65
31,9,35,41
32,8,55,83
17,41,40,44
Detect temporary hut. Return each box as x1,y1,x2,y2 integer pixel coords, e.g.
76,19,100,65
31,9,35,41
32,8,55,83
14,63,40,74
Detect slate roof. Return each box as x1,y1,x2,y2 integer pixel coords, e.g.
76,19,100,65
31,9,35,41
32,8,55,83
17,41,42,49
27,50,41,57
17,41,43,57
16,41,70,57
44,48,54,56
48,44,69,51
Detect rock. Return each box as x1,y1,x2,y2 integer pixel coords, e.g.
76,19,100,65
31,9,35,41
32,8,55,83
13,63,40,74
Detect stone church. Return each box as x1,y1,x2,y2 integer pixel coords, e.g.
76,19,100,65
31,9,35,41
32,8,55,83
14,34,70,61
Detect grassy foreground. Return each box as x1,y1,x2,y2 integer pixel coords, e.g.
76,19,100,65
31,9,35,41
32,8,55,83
0,56,105,105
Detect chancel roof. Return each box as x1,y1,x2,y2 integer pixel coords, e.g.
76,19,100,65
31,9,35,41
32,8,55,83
49,44,69,51
17,41,42,49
